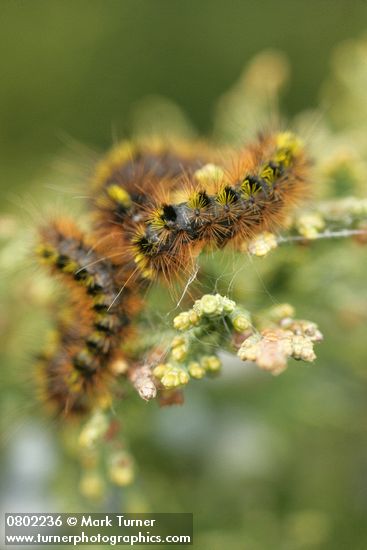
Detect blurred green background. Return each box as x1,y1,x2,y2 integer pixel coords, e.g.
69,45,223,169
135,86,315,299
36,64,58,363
1,1,367,549
1,0,367,199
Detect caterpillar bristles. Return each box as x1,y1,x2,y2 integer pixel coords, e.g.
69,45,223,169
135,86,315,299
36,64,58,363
36,218,138,416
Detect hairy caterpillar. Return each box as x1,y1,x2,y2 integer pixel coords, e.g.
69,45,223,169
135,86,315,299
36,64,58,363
36,219,139,415
36,131,310,417
100,131,309,283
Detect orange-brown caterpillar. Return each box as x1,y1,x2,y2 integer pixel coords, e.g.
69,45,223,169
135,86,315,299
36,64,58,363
36,219,139,416
94,132,309,283
36,131,309,417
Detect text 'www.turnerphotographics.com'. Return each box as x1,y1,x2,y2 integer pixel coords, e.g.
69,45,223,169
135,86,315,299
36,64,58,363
5,513,193,546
